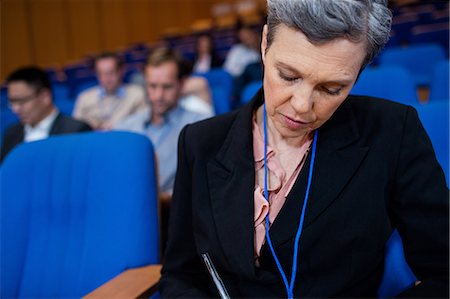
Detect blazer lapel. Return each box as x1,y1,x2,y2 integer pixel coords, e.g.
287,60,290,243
206,92,263,278
266,100,370,249
49,113,63,135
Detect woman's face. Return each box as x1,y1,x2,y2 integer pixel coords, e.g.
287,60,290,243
261,24,366,141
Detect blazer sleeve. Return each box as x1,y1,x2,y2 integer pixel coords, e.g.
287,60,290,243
392,106,449,298
159,125,213,298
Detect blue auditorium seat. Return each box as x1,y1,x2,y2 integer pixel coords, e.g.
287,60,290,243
379,43,446,86
241,80,262,104
377,230,417,298
198,68,234,114
429,60,449,101
1,131,160,298
351,65,418,105
414,101,449,185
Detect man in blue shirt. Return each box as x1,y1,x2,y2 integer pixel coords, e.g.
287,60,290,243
115,48,207,195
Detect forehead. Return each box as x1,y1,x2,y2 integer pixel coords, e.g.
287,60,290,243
267,24,366,81
145,62,179,82
96,57,118,70
8,81,34,96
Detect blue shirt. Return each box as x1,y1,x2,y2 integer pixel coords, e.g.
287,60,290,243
115,104,207,193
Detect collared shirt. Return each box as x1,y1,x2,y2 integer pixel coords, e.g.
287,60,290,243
24,109,59,142
114,101,207,193
73,84,147,129
252,113,312,263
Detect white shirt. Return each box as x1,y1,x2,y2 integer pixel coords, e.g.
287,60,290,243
223,44,260,77
180,94,215,118
24,109,58,142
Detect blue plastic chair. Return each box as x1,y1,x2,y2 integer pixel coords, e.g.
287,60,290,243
351,65,418,105
429,60,449,102
241,80,262,104
1,131,160,298
414,101,449,185
378,230,417,298
198,68,233,114
379,43,446,86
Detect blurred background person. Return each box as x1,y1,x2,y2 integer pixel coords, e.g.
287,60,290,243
115,48,209,195
72,52,146,130
192,34,222,74
1,66,91,162
223,22,261,77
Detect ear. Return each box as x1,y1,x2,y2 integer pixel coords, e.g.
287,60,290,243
39,89,53,106
261,24,269,65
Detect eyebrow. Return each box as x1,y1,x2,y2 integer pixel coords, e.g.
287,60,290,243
275,61,354,86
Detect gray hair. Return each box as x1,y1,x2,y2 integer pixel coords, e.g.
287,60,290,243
266,0,392,69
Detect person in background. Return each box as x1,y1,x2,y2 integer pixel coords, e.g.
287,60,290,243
1,66,91,162
192,34,222,74
73,52,146,130
223,22,261,77
115,48,208,195
160,0,448,297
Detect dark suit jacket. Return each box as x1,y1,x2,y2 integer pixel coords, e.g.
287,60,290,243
160,91,449,298
0,113,92,162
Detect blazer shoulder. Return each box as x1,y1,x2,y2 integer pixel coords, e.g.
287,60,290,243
344,95,412,127
181,109,241,152
53,114,92,133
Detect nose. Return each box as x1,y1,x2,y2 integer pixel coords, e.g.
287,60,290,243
290,84,314,114
149,86,164,101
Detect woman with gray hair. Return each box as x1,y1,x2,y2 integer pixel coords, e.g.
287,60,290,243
160,0,449,298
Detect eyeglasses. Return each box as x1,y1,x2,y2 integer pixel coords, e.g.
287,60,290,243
8,92,39,108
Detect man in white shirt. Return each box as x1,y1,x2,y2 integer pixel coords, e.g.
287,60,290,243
1,66,91,162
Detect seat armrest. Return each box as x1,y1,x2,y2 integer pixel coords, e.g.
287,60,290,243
83,264,162,299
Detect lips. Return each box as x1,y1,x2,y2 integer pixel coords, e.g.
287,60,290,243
281,114,310,130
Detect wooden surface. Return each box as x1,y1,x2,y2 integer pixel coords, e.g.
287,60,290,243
83,264,162,299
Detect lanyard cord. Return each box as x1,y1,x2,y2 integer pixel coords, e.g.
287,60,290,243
263,102,318,299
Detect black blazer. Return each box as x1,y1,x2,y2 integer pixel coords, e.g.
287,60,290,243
0,113,92,162
160,91,449,298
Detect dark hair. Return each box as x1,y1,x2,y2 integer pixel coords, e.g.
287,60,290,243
146,48,190,79
6,66,52,93
95,52,124,69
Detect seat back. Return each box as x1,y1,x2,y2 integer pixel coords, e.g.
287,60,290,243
377,230,417,298
429,60,450,102
241,80,262,104
1,131,159,298
379,43,446,86
414,101,449,185
199,68,233,114
351,65,418,105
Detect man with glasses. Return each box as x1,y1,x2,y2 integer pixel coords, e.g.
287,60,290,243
1,66,91,162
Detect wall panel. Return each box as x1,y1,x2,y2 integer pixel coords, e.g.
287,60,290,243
28,0,70,67
98,0,129,51
65,0,102,61
0,0,34,81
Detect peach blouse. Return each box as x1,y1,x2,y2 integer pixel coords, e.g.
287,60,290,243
252,115,312,264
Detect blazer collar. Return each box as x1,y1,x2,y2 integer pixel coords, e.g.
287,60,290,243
49,113,63,135
207,91,369,276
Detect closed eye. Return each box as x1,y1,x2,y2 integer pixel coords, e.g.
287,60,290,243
321,86,343,96
278,71,298,82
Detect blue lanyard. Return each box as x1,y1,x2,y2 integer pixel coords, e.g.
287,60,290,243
263,102,318,298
